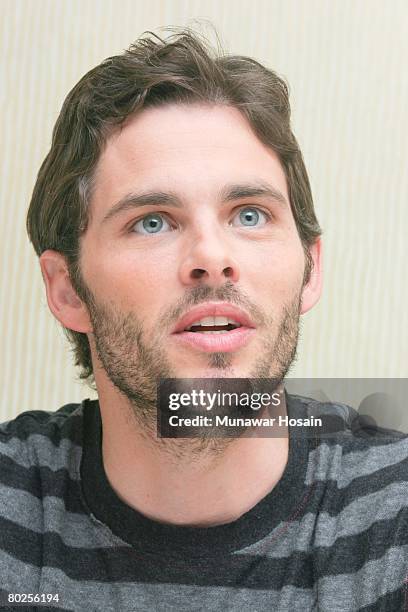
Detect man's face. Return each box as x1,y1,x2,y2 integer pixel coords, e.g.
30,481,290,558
78,103,313,414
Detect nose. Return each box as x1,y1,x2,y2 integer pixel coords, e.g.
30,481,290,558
178,226,240,286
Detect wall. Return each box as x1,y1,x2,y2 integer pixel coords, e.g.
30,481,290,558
1,0,407,426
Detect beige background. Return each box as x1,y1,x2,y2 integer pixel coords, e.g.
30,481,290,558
1,0,407,425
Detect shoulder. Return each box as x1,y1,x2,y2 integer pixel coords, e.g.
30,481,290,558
290,394,408,606
293,393,408,528
0,402,86,484
0,401,85,446
289,392,408,506
0,402,84,435
0,401,88,518
290,392,408,463
0,403,89,588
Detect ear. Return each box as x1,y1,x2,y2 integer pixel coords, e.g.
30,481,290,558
39,250,93,333
300,238,323,315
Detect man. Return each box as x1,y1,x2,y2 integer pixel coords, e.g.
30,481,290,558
1,26,407,611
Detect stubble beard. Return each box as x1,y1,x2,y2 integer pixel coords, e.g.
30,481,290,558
84,282,302,460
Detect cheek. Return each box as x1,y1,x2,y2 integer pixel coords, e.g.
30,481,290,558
241,239,305,299
83,247,174,312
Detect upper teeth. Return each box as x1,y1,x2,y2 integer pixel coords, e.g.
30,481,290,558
186,316,240,330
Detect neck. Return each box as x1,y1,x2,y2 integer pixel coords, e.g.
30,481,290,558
98,387,289,527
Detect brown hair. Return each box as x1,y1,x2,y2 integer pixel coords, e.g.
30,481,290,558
26,24,322,389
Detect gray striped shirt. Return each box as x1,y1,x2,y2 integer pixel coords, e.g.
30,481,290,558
0,393,407,611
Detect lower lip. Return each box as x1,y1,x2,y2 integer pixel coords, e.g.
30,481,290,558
171,327,256,352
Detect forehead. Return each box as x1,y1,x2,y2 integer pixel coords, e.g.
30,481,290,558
90,103,289,222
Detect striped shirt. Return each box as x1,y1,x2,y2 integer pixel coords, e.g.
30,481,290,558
0,393,407,611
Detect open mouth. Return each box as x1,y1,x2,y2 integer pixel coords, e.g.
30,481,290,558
185,316,241,334
170,303,256,352
172,314,255,353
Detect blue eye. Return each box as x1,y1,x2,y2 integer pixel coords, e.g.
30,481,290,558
232,207,268,228
132,213,171,234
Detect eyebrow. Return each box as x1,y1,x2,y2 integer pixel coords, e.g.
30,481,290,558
101,181,288,225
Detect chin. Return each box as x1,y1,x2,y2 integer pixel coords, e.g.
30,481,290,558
175,365,239,379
